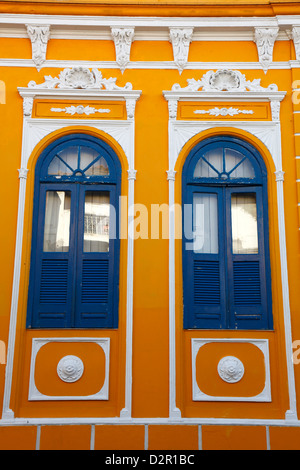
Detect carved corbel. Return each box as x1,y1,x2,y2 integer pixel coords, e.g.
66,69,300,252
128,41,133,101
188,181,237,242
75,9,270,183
111,27,135,73
26,24,50,70
169,27,193,74
167,99,178,120
167,170,176,181
127,169,137,181
23,97,34,117
126,99,136,120
254,27,279,73
287,26,300,61
270,100,281,121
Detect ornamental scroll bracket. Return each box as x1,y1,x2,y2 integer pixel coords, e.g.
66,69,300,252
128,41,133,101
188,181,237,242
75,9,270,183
287,26,300,61
254,27,279,73
111,27,135,73
26,24,50,71
169,27,193,74
163,69,286,122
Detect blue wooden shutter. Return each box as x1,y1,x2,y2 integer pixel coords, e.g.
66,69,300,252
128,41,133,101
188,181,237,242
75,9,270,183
27,184,75,328
183,187,226,329
226,187,271,329
74,185,118,328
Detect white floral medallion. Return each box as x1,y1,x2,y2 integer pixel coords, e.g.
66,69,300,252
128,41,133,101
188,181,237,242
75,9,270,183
217,356,245,383
57,355,84,383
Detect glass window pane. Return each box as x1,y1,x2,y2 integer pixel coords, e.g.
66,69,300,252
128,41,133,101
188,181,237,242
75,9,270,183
48,146,78,176
84,191,110,252
80,146,99,172
231,193,258,254
193,193,218,253
225,148,255,179
43,191,71,252
193,148,222,178
84,156,110,176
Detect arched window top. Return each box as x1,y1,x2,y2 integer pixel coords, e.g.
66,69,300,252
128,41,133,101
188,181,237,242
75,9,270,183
185,136,266,184
37,134,120,183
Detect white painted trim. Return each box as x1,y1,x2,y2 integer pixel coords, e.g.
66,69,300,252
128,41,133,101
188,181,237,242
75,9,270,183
0,13,298,28
0,28,291,42
1,417,300,426
191,338,271,402
28,338,110,401
0,58,294,70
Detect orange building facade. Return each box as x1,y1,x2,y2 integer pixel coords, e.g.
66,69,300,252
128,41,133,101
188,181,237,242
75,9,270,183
1,0,300,450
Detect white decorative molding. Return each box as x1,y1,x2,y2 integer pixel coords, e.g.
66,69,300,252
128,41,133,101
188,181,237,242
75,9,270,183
169,27,193,74
171,69,279,93
18,168,29,180
27,67,133,91
127,169,137,180
23,97,33,117
17,68,142,125
125,99,137,120
168,100,178,121
28,338,110,401
50,105,111,116
111,27,135,73
254,27,279,72
194,107,254,117
164,70,286,124
217,356,245,383
287,26,300,61
167,170,176,181
270,100,281,121
57,355,84,383
275,169,285,182
191,339,271,402
26,24,50,70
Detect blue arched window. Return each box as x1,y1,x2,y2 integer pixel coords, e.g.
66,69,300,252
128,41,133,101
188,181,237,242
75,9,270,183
182,136,273,330
26,134,121,329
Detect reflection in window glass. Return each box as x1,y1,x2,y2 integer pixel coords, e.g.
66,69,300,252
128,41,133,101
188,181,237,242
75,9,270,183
84,192,110,252
48,146,78,175
231,193,258,254
193,148,222,178
193,193,218,253
84,156,110,176
43,191,71,252
225,148,255,179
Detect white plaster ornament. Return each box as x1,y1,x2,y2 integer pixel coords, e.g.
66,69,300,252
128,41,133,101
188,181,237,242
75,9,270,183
111,28,135,73
254,27,279,72
26,24,50,70
171,69,279,93
217,356,245,383
169,27,193,74
27,67,133,91
57,355,84,383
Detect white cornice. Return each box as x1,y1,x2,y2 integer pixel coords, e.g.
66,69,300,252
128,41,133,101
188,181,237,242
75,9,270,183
0,14,298,41
0,58,295,70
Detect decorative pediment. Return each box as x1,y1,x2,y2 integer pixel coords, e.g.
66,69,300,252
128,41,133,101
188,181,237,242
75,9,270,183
171,69,278,93
27,67,133,91
163,69,286,122
18,67,142,119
